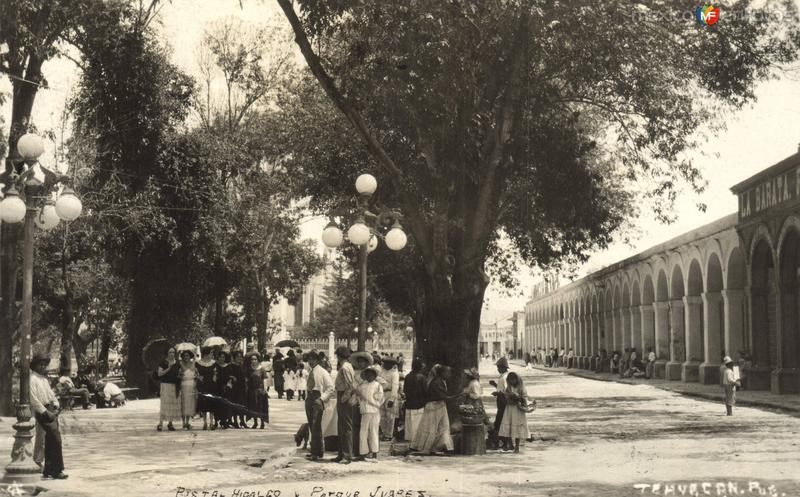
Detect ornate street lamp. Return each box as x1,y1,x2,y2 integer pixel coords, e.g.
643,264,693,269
321,174,407,352
2,133,83,484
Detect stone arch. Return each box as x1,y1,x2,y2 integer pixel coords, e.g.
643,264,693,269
671,264,686,300
778,220,800,371
685,258,705,364
750,237,775,369
656,269,669,302
669,264,686,364
642,274,656,352
707,253,724,293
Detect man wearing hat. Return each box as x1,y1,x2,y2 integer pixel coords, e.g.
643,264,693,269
305,351,334,461
333,346,357,464
378,357,400,441
722,356,741,416
30,352,67,479
489,357,511,450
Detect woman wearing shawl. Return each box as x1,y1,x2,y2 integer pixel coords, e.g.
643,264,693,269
229,350,247,428
498,372,532,453
245,353,269,429
462,367,488,424
273,351,285,399
156,348,181,432
215,350,233,428
195,346,218,430
411,364,454,455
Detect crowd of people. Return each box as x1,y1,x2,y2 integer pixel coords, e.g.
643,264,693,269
520,346,655,378
155,346,270,431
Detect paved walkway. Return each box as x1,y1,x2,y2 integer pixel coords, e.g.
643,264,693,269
521,361,800,416
1,365,799,497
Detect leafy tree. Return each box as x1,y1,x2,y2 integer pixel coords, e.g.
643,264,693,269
70,2,202,391
0,0,165,415
274,0,800,376
190,18,322,342
299,257,401,346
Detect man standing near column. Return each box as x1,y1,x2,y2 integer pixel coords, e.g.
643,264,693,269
305,351,334,461
30,352,67,479
333,346,356,465
403,358,426,447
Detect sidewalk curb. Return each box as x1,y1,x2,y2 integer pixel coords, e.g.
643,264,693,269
530,365,800,417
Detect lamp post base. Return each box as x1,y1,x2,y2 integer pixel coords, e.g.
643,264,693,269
2,404,41,485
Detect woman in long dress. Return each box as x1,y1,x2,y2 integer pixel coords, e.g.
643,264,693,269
215,350,232,428
498,372,531,452
230,350,247,428
411,364,454,455
156,348,181,431
195,346,218,430
245,353,269,429
178,350,198,430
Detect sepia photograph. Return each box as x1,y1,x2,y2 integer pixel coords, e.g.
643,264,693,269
1,1,800,496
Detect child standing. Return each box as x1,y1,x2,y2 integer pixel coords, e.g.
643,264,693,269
283,367,296,401
498,372,531,453
296,361,307,401
356,368,384,460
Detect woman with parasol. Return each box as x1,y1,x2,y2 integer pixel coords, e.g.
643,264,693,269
156,347,180,432
176,344,198,430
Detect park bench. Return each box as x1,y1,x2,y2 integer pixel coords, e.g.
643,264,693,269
58,394,86,411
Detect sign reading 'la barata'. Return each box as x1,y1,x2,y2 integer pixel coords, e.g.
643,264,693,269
738,166,800,218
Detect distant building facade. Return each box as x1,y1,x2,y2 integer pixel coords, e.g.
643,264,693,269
523,149,800,394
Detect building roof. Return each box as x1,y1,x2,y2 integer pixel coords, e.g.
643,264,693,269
730,150,800,194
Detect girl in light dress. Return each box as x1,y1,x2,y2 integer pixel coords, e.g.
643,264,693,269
283,367,297,401
296,361,307,401
177,350,198,430
498,372,532,453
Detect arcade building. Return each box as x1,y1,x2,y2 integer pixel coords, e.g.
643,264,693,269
522,149,800,394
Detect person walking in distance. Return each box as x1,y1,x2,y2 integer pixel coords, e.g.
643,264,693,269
30,352,67,479
305,351,335,461
722,356,741,416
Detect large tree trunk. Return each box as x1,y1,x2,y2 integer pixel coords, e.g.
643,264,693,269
125,262,156,394
98,327,112,377
416,261,488,371
0,224,21,416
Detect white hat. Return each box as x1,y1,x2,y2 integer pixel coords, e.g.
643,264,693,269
723,356,733,364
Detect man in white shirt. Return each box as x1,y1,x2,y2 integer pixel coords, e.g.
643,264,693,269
99,381,126,407
378,358,400,441
722,356,742,416
305,351,334,461
30,352,67,479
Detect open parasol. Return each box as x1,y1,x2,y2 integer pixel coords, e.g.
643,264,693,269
142,338,171,370
202,336,227,348
275,339,300,348
175,342,198,357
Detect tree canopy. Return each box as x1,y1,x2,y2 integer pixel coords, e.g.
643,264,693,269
275,0,800,370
